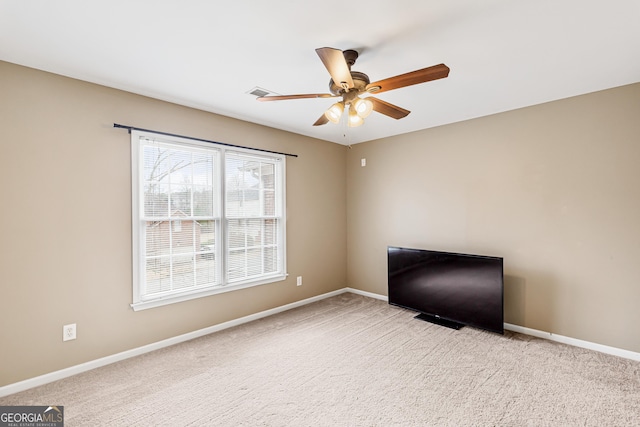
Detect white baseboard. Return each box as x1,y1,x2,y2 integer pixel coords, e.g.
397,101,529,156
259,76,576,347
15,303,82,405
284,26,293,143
503,323,640,362
0,288,348,398
347,288,640,361
2,287,638,397
345,287,388,301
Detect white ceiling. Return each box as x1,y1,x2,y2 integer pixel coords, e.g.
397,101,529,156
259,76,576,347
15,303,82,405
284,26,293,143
2,1,639,145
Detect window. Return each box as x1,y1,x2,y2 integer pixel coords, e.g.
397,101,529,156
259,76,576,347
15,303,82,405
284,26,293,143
131,130,286,310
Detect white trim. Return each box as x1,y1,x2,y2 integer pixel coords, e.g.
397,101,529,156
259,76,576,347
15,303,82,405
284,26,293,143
345,287,388,301
503,323,640,362
0,288,347,398
349,289,640,361
3,287,639,398
131,274,287,311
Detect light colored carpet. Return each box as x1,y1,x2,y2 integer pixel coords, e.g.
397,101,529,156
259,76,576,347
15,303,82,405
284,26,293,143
1,293,639,426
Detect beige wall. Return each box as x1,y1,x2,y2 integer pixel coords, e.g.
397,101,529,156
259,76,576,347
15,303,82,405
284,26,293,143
1,58,638,387
347,83,640,353
0,61,347,386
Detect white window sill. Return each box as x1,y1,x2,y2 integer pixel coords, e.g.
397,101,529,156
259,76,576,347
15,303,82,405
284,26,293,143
131,274,287,311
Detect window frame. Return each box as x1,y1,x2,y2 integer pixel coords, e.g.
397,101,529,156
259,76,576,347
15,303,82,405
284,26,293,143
130,130,287,311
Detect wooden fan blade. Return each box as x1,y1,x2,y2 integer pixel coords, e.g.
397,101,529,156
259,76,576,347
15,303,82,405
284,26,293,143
313,113,329,126
257,93,335,102
366,64,450,94
315,47,354,90
369,97,410,119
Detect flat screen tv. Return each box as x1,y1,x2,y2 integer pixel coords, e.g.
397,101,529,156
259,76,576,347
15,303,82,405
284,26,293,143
388,246,504,334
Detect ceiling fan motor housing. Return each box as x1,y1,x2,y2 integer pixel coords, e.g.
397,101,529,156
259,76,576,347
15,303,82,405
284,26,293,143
329,71,370,96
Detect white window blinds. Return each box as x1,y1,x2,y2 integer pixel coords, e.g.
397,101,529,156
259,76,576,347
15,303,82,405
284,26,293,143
131,131,286,311
225,152,283,284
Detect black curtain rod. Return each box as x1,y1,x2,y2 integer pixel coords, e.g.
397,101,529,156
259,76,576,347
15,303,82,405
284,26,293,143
113,123,298,158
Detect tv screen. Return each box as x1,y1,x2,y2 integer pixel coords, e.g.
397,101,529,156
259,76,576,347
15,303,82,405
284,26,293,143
388,246,504,334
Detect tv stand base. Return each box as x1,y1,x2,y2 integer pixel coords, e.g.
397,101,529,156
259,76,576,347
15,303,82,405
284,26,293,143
415,313,464,330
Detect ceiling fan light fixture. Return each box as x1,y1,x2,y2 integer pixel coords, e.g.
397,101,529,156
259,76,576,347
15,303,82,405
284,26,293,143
256,47,450,128
353,97,373,118
347,106,365,127
324,102,344,124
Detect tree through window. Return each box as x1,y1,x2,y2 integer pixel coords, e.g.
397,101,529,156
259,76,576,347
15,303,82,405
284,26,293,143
131,130,286,310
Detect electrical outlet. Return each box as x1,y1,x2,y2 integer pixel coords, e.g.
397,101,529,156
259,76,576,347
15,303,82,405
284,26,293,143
296,276,303,286
361,158,366,167
63,323,76,341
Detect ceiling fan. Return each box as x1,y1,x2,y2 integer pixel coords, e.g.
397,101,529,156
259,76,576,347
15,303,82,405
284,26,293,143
257,47,450,127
